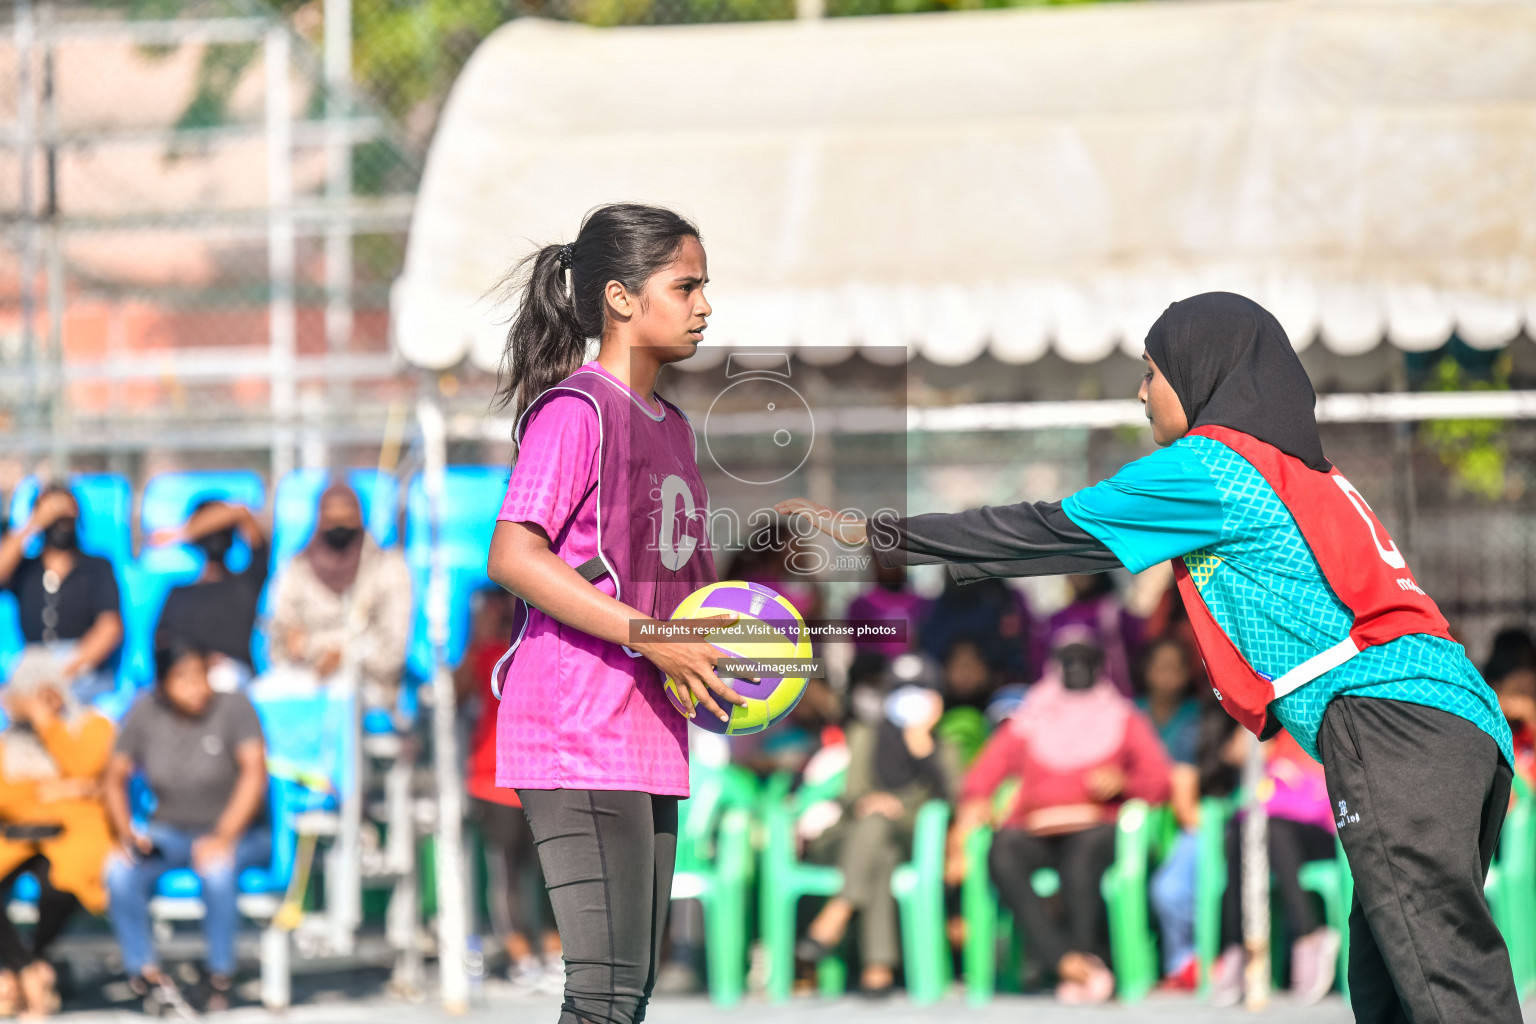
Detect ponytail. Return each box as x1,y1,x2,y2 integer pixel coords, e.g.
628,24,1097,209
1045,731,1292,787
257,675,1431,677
493,203,701,448
493,242,587,439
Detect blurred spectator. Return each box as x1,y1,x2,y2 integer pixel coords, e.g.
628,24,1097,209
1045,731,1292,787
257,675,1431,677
1484,626,1536,685
1484,627,1536,788
1134,637,1201,766
798,682,960,995
726,524,822,620
846,563,929,660
936,636,1003,767
0,483,123,704
0,648,115,1017
268,483,411,713
920,577,1032,684
154,500,270,691
948,633,1170,1003
454,590,561,993
1141,580,1208,693
1149,702,1242,990
1210,730,1341,1006
104,640,270,1014
730,677,840,780
1046,574,1142,697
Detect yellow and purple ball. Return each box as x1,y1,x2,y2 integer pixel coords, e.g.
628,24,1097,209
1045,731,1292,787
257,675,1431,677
661,580,812,735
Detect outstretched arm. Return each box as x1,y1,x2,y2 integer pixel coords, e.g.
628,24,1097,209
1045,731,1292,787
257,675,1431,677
773,497,1119,579
872,500,1120,576
777,444,1227,583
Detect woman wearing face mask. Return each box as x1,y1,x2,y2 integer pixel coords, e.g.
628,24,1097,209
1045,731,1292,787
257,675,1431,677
781,292,1521,1021
267,483,411,712
944,630,1171,1002
153,499,270,692
0,483,123,704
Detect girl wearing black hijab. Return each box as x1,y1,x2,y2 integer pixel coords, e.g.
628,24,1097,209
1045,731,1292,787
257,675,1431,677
778,292,1519,1021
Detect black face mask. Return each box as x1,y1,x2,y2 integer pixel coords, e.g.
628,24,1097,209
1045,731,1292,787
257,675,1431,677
321,525,360,551
195,528,235,565
1058,643,1103,691
44,518,78,552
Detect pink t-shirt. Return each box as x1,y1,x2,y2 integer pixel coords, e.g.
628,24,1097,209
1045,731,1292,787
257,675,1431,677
494,363,692,797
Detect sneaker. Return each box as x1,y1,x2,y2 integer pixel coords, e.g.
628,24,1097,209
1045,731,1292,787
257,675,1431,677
132,975,196,1020
1158,955,1200,992
507,956,543,994
194,971,233,1014
1292,928,1341,1004
535,955,566,997
654,962,702,996
1211,945,1244,1007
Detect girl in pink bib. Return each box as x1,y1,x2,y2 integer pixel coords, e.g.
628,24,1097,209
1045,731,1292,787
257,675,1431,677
486,204,743,1024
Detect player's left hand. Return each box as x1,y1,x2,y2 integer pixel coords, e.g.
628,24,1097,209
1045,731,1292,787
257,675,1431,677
634,615,747,724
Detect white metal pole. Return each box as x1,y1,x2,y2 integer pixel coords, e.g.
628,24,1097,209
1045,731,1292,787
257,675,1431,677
418,397,470,1012
42,0,67,474
266,23,296,482
1241,736,1271,1009
16,0,39,440
324,0,353,418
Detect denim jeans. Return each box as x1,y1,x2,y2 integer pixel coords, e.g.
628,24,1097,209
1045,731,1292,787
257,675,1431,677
1149,828,1199,973
105,822,271,977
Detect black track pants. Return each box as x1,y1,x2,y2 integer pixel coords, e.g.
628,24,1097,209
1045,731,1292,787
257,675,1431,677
1318,696,1519,1024
517,788,678,1024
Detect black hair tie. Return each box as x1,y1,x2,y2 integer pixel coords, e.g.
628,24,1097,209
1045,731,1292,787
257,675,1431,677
558,243,574,271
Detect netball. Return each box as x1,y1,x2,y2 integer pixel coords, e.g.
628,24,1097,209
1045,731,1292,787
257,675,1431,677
661,580,813,735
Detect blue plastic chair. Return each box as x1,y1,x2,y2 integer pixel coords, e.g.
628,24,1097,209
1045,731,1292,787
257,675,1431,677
8,474,133,567
403,466,510,680
0,593,23,679
249,687,359,816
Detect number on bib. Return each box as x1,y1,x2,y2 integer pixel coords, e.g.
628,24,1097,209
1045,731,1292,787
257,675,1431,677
1331,475,1406,569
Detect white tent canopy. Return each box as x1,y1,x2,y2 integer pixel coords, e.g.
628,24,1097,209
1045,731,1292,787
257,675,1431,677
393,0,1536,372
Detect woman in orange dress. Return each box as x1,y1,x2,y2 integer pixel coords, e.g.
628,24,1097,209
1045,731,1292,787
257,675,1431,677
0,647,115,1017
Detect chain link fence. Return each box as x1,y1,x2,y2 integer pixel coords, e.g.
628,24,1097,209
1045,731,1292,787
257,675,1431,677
2,1,1533,670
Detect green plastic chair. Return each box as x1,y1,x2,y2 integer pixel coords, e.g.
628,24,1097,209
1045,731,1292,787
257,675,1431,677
1193,795,1237,997
961,800,1159,1004
1179,792,1339,1000
1485,775,1536,999
758,768,952,1003
1296,838,1352,1002
672,765,759,1007
890,800,954,1003
1194,795,1352,1002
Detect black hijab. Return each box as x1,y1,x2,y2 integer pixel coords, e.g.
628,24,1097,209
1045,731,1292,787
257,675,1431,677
1143,292,1331,472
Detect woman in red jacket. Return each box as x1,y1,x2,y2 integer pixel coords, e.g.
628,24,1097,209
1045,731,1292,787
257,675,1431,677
948,628,1171,1003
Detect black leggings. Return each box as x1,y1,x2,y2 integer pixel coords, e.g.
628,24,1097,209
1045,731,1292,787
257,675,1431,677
988,824,1116,971
1220,816,1336,946
469,797,553,945
517,789,678,1024
0,855,78,973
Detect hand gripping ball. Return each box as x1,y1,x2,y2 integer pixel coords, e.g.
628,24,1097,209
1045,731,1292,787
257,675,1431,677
661,580,812,735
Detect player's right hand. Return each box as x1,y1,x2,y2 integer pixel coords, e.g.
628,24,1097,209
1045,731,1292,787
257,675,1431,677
773,498,868,546
634,614,747,724
27,492,75,533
